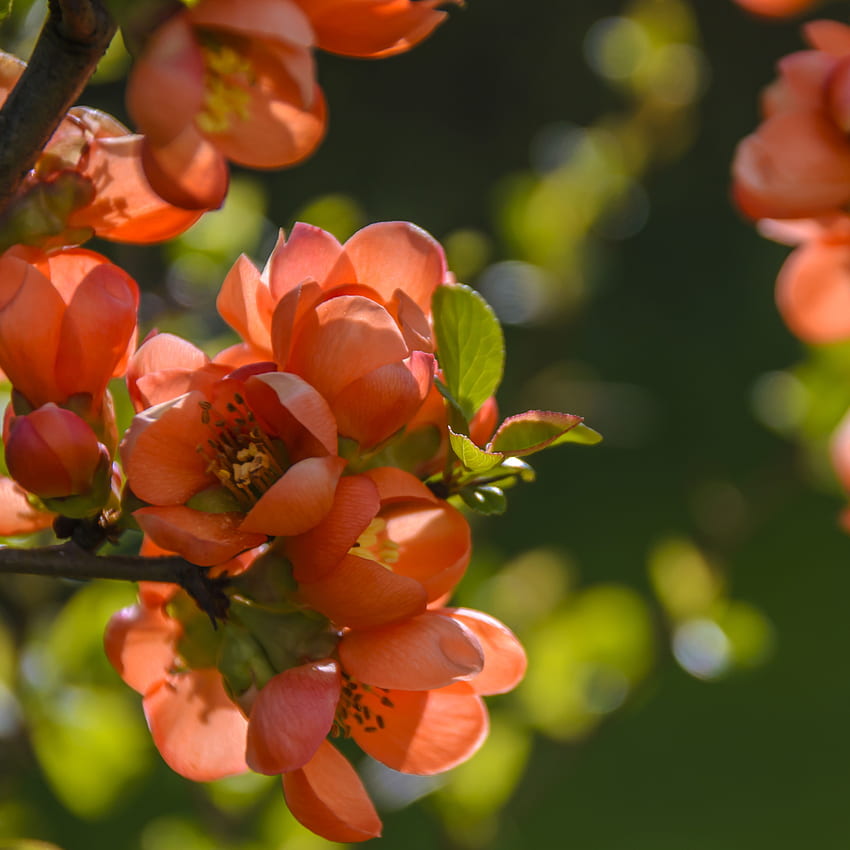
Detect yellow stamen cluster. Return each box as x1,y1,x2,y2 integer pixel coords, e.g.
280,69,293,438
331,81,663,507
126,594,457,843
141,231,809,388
196,37,254,135
349,517,400,569
196,395,287,508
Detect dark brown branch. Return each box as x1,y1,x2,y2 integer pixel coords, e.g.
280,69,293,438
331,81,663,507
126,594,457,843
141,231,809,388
0,0,116,213
0,542,230,623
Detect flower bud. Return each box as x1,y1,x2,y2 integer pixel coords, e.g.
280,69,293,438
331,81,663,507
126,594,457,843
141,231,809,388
4,404,108,502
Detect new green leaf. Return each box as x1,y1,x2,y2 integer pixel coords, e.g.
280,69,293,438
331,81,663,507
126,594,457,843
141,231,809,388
433,283,505,423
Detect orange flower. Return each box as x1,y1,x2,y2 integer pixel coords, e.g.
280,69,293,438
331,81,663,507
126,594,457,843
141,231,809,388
732,21,850,220
3,404,109,502
0,248,138,420
287,466,471,628
105,592,525,843
0,52,202,247
293,0,462,58
126,0,325,209
121,364,346,565
218,221,447,447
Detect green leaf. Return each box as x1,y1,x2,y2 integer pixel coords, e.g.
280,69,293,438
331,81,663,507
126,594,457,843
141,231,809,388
489,411,602,455
459,485,507,515
449,428,504,472
433,284,505,423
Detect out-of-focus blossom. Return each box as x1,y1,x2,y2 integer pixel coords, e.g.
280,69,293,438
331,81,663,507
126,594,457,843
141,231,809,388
733,0,818,18
0,476,54,536
217,221,447,447
293,0,462,58
121,363,346,565
759,215,850,342
126,0,326,209
732,21,850,220
0,53,203,248
0,248,138,421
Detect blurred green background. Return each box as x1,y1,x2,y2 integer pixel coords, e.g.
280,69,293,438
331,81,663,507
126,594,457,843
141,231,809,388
4,0,850,847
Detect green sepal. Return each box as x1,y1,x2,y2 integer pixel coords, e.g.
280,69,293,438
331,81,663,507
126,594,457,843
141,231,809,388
432,283,505,423
186,485,243,514
460,485,507,515
217,623,276,696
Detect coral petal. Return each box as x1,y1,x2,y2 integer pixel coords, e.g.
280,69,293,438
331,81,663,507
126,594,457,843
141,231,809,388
296,552,427,628
241,456,346,536
283,740,382,843
144,669,248,781
351,682,488,775
246,660,340,774
339,612,483,690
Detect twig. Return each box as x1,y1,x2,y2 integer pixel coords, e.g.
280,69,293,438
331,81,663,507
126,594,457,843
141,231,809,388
0,0,116,213
0,542,230,623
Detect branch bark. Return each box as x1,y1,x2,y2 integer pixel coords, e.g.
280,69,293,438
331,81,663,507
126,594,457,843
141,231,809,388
0,542,231,622
0,0,117,213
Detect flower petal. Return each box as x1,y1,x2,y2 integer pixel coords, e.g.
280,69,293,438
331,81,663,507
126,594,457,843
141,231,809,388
296,552,427,628
438,608,527,695
288,474,380,582
267,223,353,300
240,455,346,536
217,254,273,355
0,476,54,535
144,668,249,781
282,739,382,843
343,221,447,314
135,505,266,566
350,681,488,775
246,660,340,774
104,603,181,695
339,612,483,690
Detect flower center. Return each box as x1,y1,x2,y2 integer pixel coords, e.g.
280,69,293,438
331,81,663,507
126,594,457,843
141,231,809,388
196,35,254,135
196,394,288,508
349,517,400,569
332,671,395,737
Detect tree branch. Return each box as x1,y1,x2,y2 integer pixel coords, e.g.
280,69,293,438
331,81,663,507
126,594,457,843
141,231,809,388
0,0,117,213
0,542,230,623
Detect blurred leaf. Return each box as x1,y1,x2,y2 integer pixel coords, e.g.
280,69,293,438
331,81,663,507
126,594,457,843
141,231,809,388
0,842,65,850
433,284,504,423
28,686,152,817
0,1,11,22
293,193,365,241
715,601,775,670
648,537,723,621
460,485,507,515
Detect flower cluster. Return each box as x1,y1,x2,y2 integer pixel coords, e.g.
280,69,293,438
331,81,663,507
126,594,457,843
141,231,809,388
0,219,595,840
731,17,850,542
0,0,599,842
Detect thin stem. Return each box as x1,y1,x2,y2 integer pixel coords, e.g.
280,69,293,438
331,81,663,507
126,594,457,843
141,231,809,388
0,0,116,213
0,542,230,623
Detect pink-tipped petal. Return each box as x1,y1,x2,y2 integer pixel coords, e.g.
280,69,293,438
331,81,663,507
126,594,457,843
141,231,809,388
267,223,352,300
246,660,340,774
339,612,483,690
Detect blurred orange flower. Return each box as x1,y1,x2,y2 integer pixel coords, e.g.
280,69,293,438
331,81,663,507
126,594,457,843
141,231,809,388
733,20,850,220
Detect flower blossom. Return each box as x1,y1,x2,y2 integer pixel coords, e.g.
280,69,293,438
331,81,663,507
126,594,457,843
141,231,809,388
121,362,347,565
0,52,202,249
104,585,525,843
0,247,138,423
732,20,850,220
217,221,447,448
732,0,818,17
126,0,459,209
